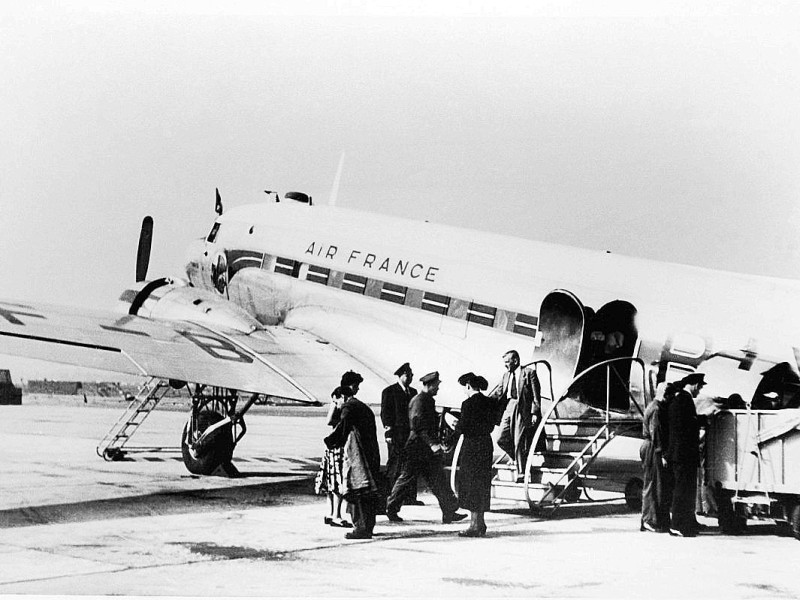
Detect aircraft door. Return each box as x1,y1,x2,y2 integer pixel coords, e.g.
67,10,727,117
536,290,587,398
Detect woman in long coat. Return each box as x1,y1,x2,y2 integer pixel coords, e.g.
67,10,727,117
455,372,495,537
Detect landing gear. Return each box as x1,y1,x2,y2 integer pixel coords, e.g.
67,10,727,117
180,386,248,476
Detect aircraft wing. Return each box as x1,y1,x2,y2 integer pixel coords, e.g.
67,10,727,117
0,299,384,403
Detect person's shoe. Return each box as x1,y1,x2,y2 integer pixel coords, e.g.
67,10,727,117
458,524,487,537
386,510,404,522
442,512,468,524
404,499,425,506
458,529,482,537
641,522,657,532
324,516,333,525
345,530,372,540
670,528,696,538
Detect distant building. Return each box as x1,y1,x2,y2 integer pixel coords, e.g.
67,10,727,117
0,370,22,405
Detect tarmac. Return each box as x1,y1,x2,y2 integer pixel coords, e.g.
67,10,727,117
1,398,799,598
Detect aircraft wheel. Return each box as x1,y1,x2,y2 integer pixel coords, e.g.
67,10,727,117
624,477,643,511
790,503,800,541
181,410,235,475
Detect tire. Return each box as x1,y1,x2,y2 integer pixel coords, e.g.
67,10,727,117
181,410,235,475
790,503,800,541
624,477,643,511
717,489,747,534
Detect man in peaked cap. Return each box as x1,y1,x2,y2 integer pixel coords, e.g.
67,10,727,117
665,372,706,537
381,362,423,506
386,371,466,524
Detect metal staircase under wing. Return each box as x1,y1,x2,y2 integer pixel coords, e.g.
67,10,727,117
96,377,174,460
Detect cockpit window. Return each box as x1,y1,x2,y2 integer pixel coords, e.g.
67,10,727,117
206,222,220,243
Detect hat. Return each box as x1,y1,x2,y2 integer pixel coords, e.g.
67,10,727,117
457,372,476,386
340,370,364,388
394,362,412,377
420,371,441,386
681,373,706,386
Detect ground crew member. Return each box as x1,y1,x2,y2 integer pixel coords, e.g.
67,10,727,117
385,371,466,524
665,372,706,537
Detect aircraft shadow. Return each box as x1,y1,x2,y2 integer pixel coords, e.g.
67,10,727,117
0,476,317,529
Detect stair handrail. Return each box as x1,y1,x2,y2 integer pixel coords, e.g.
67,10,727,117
523,357,649,506
96,377,169,458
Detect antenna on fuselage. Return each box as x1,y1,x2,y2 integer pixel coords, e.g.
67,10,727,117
328,152,345,207
215,188,223,215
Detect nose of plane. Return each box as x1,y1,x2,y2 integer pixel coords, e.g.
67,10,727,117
184,238,209,286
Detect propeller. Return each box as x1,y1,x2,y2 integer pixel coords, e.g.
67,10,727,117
136,215,154,282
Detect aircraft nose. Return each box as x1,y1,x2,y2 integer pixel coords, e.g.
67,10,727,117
184,238,210,286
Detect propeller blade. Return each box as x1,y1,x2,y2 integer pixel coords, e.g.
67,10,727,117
136,216,153,282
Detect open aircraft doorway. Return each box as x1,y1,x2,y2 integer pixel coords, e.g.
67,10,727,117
536,290,587,400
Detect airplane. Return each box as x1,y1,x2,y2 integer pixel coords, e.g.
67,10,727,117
2,190,800,510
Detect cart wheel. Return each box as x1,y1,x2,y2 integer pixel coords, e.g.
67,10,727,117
790,504,800,541
717,490,747,534
624,477,643,511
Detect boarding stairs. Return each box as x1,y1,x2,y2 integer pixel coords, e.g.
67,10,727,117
453,358,649,515
96,377,174,461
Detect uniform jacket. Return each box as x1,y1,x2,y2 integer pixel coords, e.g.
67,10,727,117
380,382,417,443
406,391,440,455
666,389,700,466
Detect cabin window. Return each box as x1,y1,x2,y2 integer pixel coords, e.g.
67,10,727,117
206,222,220,243
467,301,497,327
275,256,300,278
380,282,407,304
342,273,368,294
421,292,450,315
306,264,330,285
513,313,538,337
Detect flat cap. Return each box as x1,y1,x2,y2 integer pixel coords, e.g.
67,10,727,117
394,362,412,377
420,371,441,386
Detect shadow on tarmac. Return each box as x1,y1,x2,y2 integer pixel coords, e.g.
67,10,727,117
0,476,317,529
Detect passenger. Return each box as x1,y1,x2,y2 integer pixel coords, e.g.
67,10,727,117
665,373,706,537
639,382,675,533
385,371,467,525
454,372,495,537
492,350,542,479
324,372,382,540
380,362,422,506
315,385,351,529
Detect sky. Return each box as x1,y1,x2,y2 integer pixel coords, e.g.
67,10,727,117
1,1,799,378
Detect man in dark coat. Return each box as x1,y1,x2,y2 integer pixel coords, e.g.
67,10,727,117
324,372,381,540
492,350,542,478
380,362,422,505
639,382,675,532
665,372,705,537
385,372,466,524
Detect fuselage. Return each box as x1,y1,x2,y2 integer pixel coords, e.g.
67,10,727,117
185,200,800,409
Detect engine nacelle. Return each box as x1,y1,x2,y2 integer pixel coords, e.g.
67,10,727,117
116,278,260,333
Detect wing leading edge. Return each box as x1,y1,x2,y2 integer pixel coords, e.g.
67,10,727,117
0,299,383,403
